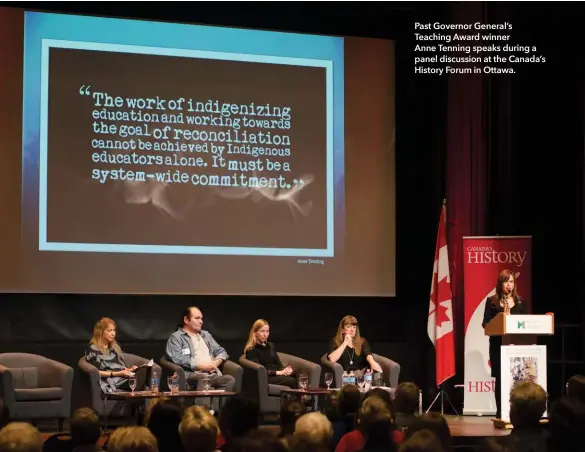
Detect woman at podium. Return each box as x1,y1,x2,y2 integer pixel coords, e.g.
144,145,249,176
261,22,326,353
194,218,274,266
482,269,526,418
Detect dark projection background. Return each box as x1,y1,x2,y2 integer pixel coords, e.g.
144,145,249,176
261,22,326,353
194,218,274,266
0,1,583,411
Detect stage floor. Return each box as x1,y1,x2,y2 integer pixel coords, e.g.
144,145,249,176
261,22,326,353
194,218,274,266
445,415,510,437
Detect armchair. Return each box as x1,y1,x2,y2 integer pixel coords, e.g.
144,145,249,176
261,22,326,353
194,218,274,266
0,353,74,430
321,353,401,389
77,353,161,418
239,352,321,414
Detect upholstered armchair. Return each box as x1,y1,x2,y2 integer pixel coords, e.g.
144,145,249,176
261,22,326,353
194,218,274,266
159,357,243,393
239,353,321,414
321,353,401,389
78,353,161,418
0,353,74,430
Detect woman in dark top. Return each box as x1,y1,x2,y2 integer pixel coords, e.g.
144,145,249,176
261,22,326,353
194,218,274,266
244,319,298,388
482,269,526,419
85,317,146,393
328,315,383,376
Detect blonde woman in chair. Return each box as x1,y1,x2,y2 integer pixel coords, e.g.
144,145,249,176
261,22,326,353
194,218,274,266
328,315,383,378
244,319,298,388
85,317,146,393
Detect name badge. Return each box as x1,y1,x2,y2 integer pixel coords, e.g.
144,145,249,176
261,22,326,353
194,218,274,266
182,348,190,355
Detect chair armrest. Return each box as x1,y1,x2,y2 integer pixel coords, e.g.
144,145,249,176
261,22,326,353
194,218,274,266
279,353,321,389
238,355,269,398
372,353,401,389
0,365,16,406
321,354,344,388
159,358,187,390
45,359,74,391
221,360,243,393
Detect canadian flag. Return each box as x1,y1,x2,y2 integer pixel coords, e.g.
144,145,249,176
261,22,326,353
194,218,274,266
427,202,456,386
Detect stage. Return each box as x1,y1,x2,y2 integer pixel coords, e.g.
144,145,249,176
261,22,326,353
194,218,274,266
38,415,509,444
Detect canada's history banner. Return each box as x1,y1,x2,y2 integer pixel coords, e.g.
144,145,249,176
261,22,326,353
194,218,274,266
462,236,532,415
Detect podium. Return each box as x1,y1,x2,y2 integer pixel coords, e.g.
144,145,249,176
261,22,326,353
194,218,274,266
484,312,554,427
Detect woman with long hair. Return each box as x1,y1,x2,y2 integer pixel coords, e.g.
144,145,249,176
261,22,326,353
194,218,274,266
482,269,526,419
244,319,297,388
85,317,143,393
328,315,383,376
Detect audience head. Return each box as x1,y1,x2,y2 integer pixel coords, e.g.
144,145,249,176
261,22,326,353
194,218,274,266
279,400,306,437
179,406,218,452
548,396,585,451
90,317,120,353
478,436,519,452
108,426,157,452
147,399,184,452
362,388,394,415
69,408,101,447
509,381,547,427
0,400,9,430
357,396,396,451
406,412,452,452
395,382,420,414
337,385,361,416
294,412,333,450
398,429,444,452
0,423,42,452
566,374,585,404
244,320,270,353
218,396,260,442
181,307,203,334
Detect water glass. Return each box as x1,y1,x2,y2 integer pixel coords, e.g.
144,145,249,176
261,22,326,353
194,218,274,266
325,373,333,389
129,376,137,394
357,375,366,390
299,374,309,391
374,373,383,387
167,376,174,393
201,377,211,392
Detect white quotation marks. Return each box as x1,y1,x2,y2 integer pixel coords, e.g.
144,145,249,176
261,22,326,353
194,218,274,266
292,179,305,187
79,85,91,96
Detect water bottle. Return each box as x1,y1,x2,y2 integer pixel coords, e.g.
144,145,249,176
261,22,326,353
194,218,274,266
171,372,179,394
348,371,356,386
151,371,159,393
364,369,373,390
342,371,349,387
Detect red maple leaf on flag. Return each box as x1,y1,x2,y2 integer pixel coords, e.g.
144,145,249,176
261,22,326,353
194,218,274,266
430,277,452,327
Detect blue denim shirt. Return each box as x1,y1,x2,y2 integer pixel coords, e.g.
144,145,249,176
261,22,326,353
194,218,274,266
165,328,229,372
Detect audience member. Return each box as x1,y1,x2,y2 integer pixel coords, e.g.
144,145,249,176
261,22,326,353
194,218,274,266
0,423,43,452
224,430,286,452
394,383,420,430
328,385,361,448
292,412,333,452
405,412,451,452
179,406,219,452
70,408,101,452
566,374,585,404
147,400,184,452
335,396,401,452
508,381,548,452
218,396,260,450
107,427,157,452
547,396,585,452
277,400,306,446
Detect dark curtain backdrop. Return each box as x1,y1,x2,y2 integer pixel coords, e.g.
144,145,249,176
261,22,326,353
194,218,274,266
0,2,583,411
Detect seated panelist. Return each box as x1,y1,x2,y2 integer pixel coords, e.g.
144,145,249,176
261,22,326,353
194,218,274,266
328,315,383,377
244,319,298,389
85,317,147,392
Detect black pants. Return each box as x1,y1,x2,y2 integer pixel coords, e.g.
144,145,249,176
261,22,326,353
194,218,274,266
268,375,298,389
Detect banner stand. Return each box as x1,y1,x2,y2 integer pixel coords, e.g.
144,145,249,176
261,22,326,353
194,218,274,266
462,236,532,416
